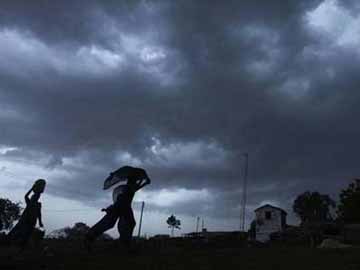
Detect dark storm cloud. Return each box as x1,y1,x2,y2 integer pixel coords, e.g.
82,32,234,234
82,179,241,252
0,0,358,221
0,1,127,45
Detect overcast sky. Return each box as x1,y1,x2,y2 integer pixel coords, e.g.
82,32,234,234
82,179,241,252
0,0,360,236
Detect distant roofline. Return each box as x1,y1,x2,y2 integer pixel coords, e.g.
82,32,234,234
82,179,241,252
254,204,287,215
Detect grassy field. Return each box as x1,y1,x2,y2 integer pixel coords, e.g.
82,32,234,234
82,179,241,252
1,241,360,270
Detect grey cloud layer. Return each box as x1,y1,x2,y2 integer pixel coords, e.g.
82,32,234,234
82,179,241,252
0,0,359,220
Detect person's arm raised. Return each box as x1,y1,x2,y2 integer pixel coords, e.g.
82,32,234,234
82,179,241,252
135,177,151,191
24,188,33,205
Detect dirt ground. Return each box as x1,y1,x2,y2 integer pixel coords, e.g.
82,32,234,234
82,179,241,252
1,240,360,270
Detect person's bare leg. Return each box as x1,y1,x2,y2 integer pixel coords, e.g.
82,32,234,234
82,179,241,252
118,207,136,251
85,211,118,251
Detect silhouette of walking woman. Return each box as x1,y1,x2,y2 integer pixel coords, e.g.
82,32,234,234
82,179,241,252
85,166,151,251
8,179,46,249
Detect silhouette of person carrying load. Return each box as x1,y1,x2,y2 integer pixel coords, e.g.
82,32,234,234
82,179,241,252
85,166,151,251
8,179,46,249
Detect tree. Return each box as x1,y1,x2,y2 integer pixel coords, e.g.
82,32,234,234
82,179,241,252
293,191,335,225
51,222,112,240
64,222,90,240
337,179,360,224
0,198,22,231
166,214,181,237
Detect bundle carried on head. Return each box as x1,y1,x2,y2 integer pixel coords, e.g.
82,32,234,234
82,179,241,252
33,179,46,194
103,166,150,190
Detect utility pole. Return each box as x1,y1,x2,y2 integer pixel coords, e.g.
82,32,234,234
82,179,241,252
201,218,204,231
241,153,248,231
138,201,145,238
196,216,200,233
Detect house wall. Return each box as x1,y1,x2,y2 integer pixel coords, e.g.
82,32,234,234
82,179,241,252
255,206,285,242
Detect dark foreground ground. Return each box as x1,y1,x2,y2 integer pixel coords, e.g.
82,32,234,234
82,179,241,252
1,240,360,270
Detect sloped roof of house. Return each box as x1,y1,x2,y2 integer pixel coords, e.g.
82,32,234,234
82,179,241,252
254,204,287,215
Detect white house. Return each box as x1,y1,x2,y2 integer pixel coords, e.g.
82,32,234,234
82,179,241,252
254,204,287,242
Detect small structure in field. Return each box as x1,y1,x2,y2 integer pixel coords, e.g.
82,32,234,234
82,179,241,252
254,204,287,242
151,234,170,240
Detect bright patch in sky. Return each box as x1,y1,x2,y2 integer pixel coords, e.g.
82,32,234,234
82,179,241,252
0,29,124,77
140,47,166,62
0,28,43,55
306,0,360,49
0,29,50,77
147,137,228,167
137,188,211,207
116,33,181,86
77,45,124,70
115,151,142,167
0,146,18,155
119,33,166,62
